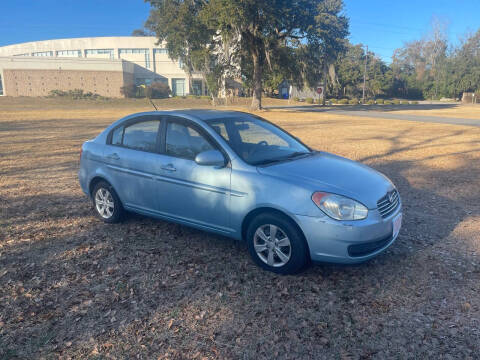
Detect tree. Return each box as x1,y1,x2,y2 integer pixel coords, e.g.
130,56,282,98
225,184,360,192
145,0,237,104
450,29,480,97
131,29,151,36
145,0,348,110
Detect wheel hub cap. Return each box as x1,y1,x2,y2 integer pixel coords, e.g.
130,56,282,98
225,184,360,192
253,224,291,267
95,188,114,219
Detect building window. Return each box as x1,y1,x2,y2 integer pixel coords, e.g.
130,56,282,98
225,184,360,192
85,49,114,59
56,50,81,57
178,59,184,69
0,74,3,96
13,53,29,57
119,49,151,69
145,53,151,69
154,48,168,55
154,77,168,84
192,80,202,96
32,51,53,57
119,48,149,55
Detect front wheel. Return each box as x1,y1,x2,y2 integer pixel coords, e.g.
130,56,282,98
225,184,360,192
246,213,309,274
92,181,124,223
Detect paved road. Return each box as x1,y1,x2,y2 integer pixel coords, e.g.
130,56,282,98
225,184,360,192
328,109,480,127
265,104,480,127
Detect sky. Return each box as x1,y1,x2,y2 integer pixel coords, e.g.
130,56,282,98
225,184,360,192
0,0,479,63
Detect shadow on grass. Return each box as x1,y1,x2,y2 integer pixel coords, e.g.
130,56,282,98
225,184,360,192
1,124,479,358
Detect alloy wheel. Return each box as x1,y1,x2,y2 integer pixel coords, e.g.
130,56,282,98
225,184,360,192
253,224,292,267
95,188,115,219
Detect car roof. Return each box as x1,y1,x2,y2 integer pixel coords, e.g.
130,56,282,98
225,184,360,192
123,109,250,122
172,109,248,120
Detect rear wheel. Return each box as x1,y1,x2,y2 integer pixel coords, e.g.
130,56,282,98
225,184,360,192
246,213,309,274
92,181,123,223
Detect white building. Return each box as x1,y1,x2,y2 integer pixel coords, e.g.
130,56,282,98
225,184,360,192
0,36,205,97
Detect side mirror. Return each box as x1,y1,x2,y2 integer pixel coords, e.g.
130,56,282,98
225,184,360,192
195,150,226,167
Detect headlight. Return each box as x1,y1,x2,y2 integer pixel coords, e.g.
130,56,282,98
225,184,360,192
312,192,368,220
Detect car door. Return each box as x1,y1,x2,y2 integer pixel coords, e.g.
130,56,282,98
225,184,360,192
155,117,232,233
103,115,164,213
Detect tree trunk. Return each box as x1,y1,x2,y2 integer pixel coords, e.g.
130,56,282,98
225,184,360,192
250,52,262,110
322,61,328,106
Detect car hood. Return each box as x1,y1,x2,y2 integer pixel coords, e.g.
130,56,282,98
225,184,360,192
257,152,394,209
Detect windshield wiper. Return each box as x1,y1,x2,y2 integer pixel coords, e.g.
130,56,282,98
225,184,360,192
251,158,286,166
252,151,312,166
285,151,312,159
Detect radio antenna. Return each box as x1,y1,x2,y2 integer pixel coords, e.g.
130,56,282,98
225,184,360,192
148,97,158,111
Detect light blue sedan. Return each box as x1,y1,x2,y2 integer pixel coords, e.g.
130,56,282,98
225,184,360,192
79,110,402,274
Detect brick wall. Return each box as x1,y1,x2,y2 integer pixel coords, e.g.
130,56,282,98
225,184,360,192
3,69,127,97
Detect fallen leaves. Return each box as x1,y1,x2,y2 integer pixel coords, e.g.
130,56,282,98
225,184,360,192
1,99,480,359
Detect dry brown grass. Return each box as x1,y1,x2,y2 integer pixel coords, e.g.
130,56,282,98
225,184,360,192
1,97,479,359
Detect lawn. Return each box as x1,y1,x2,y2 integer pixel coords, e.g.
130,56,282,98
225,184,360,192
1,97,479,359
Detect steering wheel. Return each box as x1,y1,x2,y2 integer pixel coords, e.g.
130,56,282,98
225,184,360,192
248,140,269,158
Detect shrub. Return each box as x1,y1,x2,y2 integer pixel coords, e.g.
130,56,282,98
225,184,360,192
293,97,300,102
330,98,338,104
338,98,349,104
305,97,314,104
376,99,384,104
401,100,410,104
48,89,107,100
200,95,211,100
384,100,393,105
411,100,419,104
120,83,138,98
349,98,359,105
392,99,401,105
366,99,375,105
145,82,171,99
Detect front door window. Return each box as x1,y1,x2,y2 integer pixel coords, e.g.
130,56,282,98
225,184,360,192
166,122,214,160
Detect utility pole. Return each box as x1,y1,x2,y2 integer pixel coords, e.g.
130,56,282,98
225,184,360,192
362,45,368,104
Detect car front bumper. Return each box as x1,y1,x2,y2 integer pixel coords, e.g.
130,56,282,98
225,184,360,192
296,203,402,264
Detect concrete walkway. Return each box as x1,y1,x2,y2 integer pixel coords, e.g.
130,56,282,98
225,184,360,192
264,104,480,127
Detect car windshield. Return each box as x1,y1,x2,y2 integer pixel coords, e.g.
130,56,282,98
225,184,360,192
206,115,311,165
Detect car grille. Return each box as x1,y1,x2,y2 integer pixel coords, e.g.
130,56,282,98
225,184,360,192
377,189,399,218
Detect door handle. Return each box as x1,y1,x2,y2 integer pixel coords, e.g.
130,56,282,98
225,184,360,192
106,153,120,160
161,164,176,172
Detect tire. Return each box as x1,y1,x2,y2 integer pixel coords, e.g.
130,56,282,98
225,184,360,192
91,181,124,223
246,212,309,274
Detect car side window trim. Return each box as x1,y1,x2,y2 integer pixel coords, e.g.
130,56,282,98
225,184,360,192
161,116,230,164
106,115,163,154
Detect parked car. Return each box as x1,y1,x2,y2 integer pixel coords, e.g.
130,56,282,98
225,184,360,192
79,110,402,274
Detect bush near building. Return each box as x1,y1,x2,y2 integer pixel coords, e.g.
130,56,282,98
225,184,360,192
48,89,108,100
145,82,171,99
121,82,172,99
120,84,140,98
305,97,314,104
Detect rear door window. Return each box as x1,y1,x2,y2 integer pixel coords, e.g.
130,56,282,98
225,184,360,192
111,119,161,152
